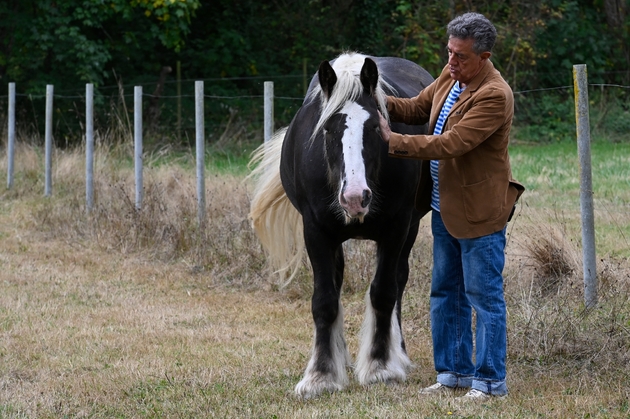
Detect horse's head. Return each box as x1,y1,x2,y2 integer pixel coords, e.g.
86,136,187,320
315,55,388,224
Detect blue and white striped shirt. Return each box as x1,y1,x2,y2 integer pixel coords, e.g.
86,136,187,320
430,81,464,212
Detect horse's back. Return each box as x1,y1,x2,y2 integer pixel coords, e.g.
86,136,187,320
303,55,433,103
370,56,434,99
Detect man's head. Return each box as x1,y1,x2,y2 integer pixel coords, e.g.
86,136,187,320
446,12,496,86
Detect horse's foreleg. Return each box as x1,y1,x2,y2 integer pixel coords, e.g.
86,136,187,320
355,242,411,385
295,243,350,399
355,292,411,385
395,215,420,352
295,299,350,398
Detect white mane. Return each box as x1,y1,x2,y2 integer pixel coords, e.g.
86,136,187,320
308,52,394,141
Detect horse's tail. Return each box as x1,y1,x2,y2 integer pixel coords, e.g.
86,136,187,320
247,127,305,288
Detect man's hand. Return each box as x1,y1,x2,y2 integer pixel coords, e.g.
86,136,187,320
378,111,391,143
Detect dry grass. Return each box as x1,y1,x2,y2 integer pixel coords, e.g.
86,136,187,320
0,142,629,418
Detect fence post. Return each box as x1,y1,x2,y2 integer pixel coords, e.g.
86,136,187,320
303,58,308,96
44,84,53,197
134,86,143,210
86,83,94,213
264,81,274,142
573,64,598,308
177,60,182,143
195,81,206,231
7,82,15,189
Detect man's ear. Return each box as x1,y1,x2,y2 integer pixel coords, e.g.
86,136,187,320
480,51,492,61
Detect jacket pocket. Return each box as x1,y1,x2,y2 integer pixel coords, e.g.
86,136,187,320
445,113,463,130
461,177,501,224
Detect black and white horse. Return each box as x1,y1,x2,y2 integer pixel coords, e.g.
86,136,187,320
249,52,433,398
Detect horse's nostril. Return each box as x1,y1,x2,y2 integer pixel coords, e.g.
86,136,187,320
362,190,372,208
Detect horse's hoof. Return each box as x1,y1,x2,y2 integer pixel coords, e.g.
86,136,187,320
355,356,411,386
363,367,406,385
294,373,346,399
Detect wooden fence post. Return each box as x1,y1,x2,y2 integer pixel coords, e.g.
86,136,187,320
573,64,598,308
134,86,143,210
264,81,274,142
195,80,206,231
86,83,94,213
7,82,15,189
44,84,53,197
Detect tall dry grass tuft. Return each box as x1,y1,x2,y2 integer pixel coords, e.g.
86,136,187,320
1,136,424,293
0,139,266,288
505,211,630,394
523,222,578,296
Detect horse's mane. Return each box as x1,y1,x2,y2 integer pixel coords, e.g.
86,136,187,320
308,52,394,141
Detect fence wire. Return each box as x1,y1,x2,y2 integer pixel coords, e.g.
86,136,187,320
0,76,628,146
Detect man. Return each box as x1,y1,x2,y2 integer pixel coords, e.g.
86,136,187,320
379,12,525,400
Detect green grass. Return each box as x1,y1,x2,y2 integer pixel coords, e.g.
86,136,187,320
510,141,630,257
511,141,630,206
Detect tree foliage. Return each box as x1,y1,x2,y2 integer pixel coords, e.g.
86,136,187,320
0,0,200,91
0,0,628,143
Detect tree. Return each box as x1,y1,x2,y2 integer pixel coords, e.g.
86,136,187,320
0,0,200,91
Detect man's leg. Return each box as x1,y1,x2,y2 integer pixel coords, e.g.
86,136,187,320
461,228,508,396
430,211,474,389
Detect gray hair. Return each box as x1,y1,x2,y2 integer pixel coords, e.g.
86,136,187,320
447,12,497,54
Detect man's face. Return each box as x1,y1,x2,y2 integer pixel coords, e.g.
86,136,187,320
447,36,490,86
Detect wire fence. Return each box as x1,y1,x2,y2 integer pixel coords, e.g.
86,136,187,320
1,68,628,309
0,74,310,143
1,71,629,148
1,73,629,232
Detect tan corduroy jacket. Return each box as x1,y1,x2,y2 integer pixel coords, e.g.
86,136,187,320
387,60,525,239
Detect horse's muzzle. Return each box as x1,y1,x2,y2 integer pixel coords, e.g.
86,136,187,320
340,185,372,222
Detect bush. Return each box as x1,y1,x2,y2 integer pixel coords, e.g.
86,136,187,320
512,87,630,144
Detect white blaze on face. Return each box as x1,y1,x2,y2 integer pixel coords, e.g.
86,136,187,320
339,101,371,221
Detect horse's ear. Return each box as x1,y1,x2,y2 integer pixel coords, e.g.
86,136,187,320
318,60,337,99
360,58,379,97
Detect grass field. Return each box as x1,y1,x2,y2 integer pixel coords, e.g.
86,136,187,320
0,140,629,418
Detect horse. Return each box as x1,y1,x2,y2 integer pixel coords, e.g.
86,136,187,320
248,52,433,399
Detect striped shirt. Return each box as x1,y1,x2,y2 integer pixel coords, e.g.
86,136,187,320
430,81,464,212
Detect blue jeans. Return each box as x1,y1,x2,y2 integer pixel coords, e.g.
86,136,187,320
430,210,508,396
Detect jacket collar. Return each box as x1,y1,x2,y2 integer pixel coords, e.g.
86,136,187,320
449,60,495,112
462,59,495,92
